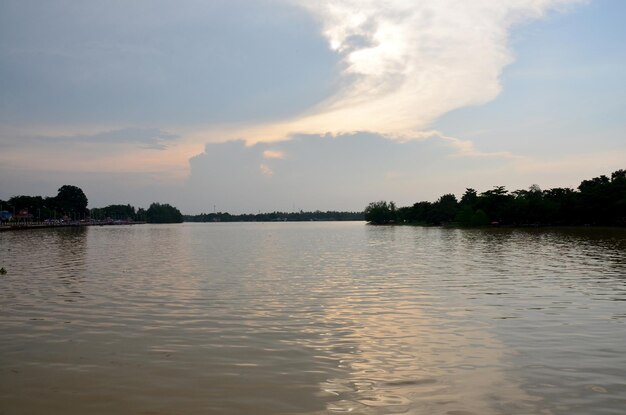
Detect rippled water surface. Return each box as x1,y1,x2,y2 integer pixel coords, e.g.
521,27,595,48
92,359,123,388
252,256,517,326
1,223,626,414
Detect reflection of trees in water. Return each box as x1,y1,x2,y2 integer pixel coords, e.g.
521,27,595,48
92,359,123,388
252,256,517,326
457,228,626,415
1,227,87,279
51,227,88,300
395,226,626,414
2,223,624,414
0,227,89,304
458,227,626,276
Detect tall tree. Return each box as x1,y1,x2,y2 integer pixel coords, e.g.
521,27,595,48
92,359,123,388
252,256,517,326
55,185,88,218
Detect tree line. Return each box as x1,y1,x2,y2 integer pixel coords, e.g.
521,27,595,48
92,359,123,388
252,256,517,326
365,169,626,227
184,210,364,222
90,203,183,223
0,185,89,221
1,185,183,224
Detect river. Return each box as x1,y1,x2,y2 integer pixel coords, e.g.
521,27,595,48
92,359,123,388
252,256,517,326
1,222,625,414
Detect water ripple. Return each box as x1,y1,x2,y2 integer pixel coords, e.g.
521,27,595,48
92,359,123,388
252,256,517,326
1,224,625,414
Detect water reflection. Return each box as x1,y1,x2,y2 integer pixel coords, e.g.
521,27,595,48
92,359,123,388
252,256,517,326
55,228,88,302
1,224,625,414
304,285,538,415
301,226,539,415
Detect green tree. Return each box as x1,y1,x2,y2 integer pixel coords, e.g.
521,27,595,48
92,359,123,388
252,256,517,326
542,187,577,225
470,209,489,226
365,168,624,228
455,205,488,227
610,170,626,225
460,188,478,208
512,184,544,225
408,201,432,224
136,208,147,222
90,204,138,221
55,185,88,218
428,193,458,225
364,201,396,224
146,203,183,223
477,186,514,224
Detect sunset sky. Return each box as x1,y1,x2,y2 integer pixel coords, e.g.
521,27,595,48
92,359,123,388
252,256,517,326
1,0,624,214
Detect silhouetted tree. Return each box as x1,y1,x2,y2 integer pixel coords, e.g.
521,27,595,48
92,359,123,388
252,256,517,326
136,208,147,222
365,169,625,227
146,203,183,223
610,170,626,225
542,187,577,225
184,210,364,222
477,186,514,224
460,188,478,208
429,194,458,225
55,185,88,218
511,184,544,225
364,201,396,224
90,204,137,221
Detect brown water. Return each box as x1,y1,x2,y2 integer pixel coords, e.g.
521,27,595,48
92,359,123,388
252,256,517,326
1,223,625,415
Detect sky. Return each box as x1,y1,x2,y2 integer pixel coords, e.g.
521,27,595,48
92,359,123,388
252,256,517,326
0,0,624,214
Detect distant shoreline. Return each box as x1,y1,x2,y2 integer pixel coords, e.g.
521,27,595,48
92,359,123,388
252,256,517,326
0,221,146,232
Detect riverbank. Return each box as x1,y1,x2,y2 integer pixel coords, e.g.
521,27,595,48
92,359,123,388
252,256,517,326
367,221,626,230
0,220,146,232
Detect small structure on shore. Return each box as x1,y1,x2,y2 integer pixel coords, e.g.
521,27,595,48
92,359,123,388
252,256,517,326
15,209,34,224
0,211,12,222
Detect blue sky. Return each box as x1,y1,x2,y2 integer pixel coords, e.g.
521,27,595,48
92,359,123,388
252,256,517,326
0,0,624,213
435,0,626,156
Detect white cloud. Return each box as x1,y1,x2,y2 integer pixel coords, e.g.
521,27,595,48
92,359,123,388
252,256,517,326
263,0,585,138
437,133,520,159
3,0,608,213
263,150,286,159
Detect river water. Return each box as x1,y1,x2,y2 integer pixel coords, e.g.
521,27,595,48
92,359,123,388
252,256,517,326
1,222,625,414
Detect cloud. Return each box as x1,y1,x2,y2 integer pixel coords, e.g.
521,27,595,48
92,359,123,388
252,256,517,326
232,0,582,140
3,0,610,215
24,128,179,150
3,130,622,213
1,1,588,172
0,127,189,183
180,129,625,214
437,133,520,159
0,127,177,150
181,132,513,213
263,150,286,159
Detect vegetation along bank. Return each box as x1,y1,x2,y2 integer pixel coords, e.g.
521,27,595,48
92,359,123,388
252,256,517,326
364,169,626,227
